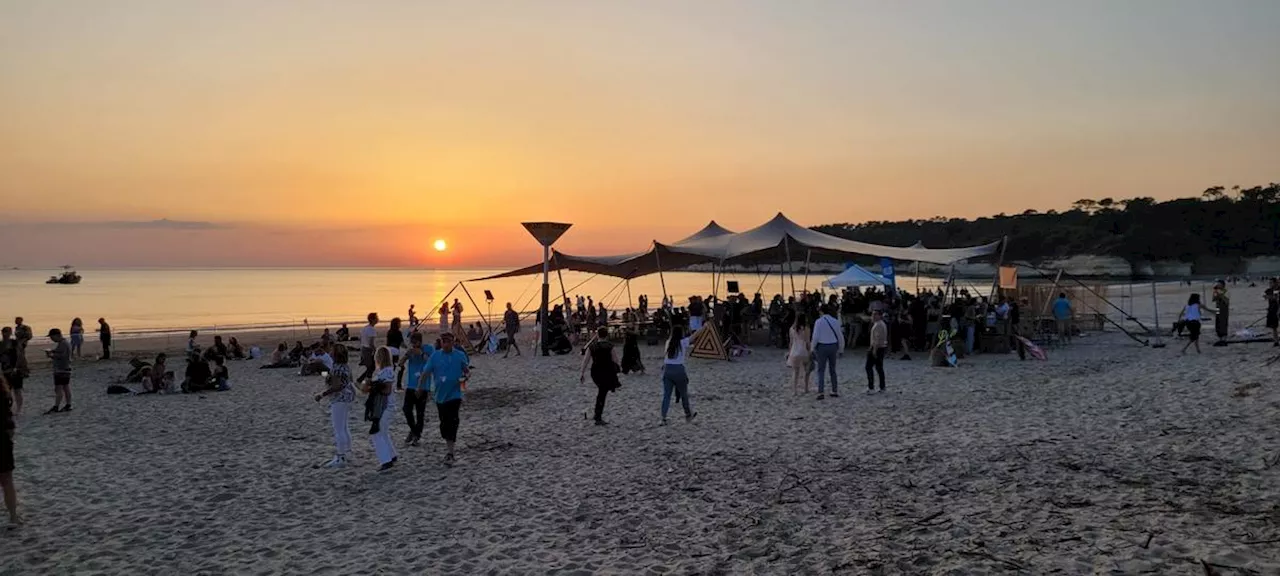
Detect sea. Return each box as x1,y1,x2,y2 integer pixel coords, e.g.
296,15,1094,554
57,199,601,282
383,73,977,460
0,267,978,339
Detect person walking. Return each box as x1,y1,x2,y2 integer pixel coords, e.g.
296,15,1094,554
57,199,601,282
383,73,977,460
581,327,621,426
0,328,24,416
810,305,845,400
1052,292,1073,344
69,318,84,359
2,374,20,528
1179,293,1211,355
502,303,523,358
399,332,434,446
364,347,398,471
659,327,696,425
866,310,888,392
313,346,357,468
97,318,112,360
358,313,379,383
423,332,470,464
786,314,812,395
45,328,73,413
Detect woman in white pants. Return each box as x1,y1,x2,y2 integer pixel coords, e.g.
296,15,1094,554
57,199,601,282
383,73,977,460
366,347,398,471
313,345,356,468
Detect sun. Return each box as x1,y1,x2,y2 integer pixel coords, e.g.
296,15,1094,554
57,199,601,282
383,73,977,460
433,239,447,252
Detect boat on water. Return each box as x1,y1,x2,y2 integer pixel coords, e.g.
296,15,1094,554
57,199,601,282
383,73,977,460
46,266,82,285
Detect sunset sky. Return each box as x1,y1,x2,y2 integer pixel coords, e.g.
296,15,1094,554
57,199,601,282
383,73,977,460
3,0,1278,268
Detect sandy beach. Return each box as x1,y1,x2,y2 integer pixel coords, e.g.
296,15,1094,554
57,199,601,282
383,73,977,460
3,291,1279,575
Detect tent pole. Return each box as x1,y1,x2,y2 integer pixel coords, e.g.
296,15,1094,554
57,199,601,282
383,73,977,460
654,249,669,304
459,282,495,339
554,254,569,309
784,237,795,296
1039,268,1064,320
915,261,920,295
430,282,460,330
626,279,633,311
989,235,1008,300
540,246,550,356
802,249,812,294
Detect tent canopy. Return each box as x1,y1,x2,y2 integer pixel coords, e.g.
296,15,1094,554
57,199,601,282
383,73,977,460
473,213,1000,282
823,265,890,288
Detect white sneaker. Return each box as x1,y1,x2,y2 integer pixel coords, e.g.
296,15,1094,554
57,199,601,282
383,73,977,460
323,455,347,469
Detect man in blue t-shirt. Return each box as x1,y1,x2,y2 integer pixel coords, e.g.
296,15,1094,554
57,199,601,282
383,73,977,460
423,332,470,464
1052,292,1073,344
398,332,435,447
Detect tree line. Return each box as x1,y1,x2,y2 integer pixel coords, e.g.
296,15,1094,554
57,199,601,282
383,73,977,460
814,183,1280,264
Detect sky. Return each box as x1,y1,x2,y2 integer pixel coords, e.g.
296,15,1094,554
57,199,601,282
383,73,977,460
2,0,1278,268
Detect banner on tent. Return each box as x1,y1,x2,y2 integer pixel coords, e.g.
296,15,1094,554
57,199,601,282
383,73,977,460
880,258,896,290
999,266,1018,290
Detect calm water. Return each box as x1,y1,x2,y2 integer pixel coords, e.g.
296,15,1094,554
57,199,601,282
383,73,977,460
1,268,973,338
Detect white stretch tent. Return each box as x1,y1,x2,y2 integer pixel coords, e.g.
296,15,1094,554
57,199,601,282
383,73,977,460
823,265,890,288
475,213,1000,281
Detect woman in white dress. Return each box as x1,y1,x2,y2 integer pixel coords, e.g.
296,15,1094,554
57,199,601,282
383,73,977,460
787,314,812,395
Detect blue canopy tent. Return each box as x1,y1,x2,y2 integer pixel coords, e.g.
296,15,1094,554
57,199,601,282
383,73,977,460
823,264,890,288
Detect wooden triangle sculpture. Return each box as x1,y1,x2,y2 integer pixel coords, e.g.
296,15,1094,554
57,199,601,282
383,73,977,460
450,324,478,356
688,322,730,361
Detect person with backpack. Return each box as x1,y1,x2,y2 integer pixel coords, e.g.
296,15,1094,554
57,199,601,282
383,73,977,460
810,305,846,400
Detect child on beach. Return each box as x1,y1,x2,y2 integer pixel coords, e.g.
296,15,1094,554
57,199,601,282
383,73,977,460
423,332,469,464
399,332,434,446
787,314,812,395
365,347,398,471
1179,293,1213,355
660,327,696,425
2,374,20,528
314,345,356,468
45,328,72,414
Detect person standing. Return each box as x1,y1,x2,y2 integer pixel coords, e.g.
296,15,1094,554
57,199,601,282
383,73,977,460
423,332,470,464
503,303,522,358
358,313,379,383
1266,280,1280,347
13,318,31,352
407,304,418,330
787,314,812,395
45,328,73,414
451,299,464,329
581,327,621,426
688,297,705,332
2,374,20,528
69,318,84,359
866,310,888,392
1212,280,1230,346
386,317,405,387
313,345,356,468
365,347,398,471
439,302,450,333
810,305,845,400
0,328,23,416
97,318,112,360
399,332,434,446
660,327,696,425
1052,293,1073,344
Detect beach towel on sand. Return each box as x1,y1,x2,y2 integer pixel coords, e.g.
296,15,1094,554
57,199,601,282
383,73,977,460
1015,336,1047,361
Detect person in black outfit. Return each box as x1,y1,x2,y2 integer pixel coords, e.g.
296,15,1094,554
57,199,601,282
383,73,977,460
620,330,645,375
386,317,405,386
2,373,19,527
580,327,621,426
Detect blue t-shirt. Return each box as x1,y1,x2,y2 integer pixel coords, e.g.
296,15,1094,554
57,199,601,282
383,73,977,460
402,345,435,390
1052,298,1071,320
425,348,469,403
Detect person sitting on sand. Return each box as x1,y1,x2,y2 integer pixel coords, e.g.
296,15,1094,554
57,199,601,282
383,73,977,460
581,327,621,426
227,337,246,360
313,345,356,468
2,374,22,528
146,353,174,393
660,327,696,425
365,347,399,472
422,332,469,464
288,341,306,365
465,323,481,342
335,324,350,342
212,356,230,391
211,335,229,360
786,314,812,395
181,350,213,393
260,343,292,369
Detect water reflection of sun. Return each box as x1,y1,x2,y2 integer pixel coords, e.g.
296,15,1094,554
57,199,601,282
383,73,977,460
433,239,447,252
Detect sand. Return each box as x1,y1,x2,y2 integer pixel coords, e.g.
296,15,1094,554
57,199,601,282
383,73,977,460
3,298,1279,574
